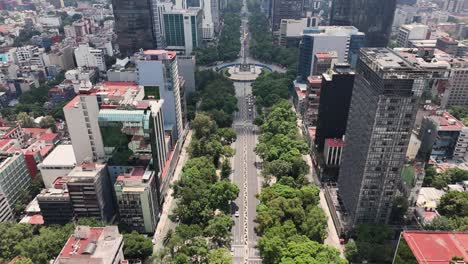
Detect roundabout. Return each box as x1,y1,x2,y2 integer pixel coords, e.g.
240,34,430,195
217,63,272,82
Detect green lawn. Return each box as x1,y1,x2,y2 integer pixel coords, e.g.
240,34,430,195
401,165,414,187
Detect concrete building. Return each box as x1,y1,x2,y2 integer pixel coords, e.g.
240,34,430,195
177,55,196,95
55,226,124,264
312,51,337,75
270,0,304,31
441,58,468,108
436,37,466,57
297,26,364,81
454,127,468,161
324,138,344,166
136,50,185,141
443,0,466,13
38,144,77,188
0,153,31,222
315,64,355,151
66,163,116,222
419,111,465,160
330,0,396,47
396,24,429,47
37,187,74,225
279,17,317,47
303,75,322,128
74,44,106,72
114,167,159,233
338,48,427,226
64,94,106,163
163,8,202,55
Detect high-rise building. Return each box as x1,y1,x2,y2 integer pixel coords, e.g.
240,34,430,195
297,26,364,81
441,58,468,108
338,48,427,226
55,226,124,264
64,94,106,163
0,153,31,222
396,24,429,47
315,64,355,151
162,8,202,55
443,0,466,13
114,166,159,233
270,0,304,31
66,163,116,222
112,0,157,56
330,0,397,47
74,44,106,72
136,50,185,141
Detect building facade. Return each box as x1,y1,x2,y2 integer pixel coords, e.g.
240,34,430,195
112,0,157,56
330,0,397,47
441,59,468,108
74,44,106,72
270,0,304,31
338,48,426,226
315,64,355,151
163,8,202,55
37,187,74,225
136,50,185,141
297,26,364,81
0,153,30,222
114,167,159,233
66,163,116,222
396,24,429,47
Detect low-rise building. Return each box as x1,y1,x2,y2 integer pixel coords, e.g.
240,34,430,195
38,144,77,188
419,111,465,160
114,167,159,233
55,226,124,264
303,75,322,128
37,183,74,225
396,24,429,47
74,43,106,72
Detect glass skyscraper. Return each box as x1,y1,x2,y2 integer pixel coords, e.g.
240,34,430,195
330,0,396,47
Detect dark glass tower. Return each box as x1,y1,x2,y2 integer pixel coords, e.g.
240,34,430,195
338,48,427,226
270,0,304,31
330,0,396,47
112,0,157,56
314,64,355,151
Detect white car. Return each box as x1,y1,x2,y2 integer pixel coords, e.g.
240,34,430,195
235,211,240,217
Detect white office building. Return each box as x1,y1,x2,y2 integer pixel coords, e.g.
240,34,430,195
74,44,106,72
397,24,429,47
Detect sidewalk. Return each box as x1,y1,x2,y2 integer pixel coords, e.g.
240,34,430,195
153,130,193,252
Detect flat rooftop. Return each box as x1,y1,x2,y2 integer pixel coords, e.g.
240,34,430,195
40,145,76,166
402,231,468,263
139,49,177,60
67,163,106,179
57,226,123,263
361,48,413,69
429,111,464,131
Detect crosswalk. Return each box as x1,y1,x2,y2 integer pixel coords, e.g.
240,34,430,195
231,245,262,264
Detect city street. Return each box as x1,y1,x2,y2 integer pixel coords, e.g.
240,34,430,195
231,82,262,264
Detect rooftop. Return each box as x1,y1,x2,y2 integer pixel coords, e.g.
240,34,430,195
40,145,76,167
67,163,106,179
57,226,123,263
136,49,177,61
115,166,148,182
361,48,413,69
428,111,465,131
307,75,322,85
402,231,468,263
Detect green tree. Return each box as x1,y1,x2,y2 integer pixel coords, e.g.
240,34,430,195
344,240,359,263
208,248,233,264
39,116,57,132
209,180,239,213
192,113,217,139
300,206,328,243
17,112,34,128
204,214,234,247
220,159,232,179
438,191,468,217
123,231,153,260
10,257,34,264
0,222,34,260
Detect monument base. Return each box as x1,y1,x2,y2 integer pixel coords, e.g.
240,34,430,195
239,63,251,72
